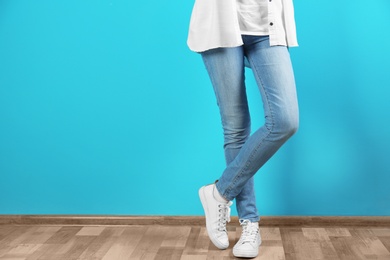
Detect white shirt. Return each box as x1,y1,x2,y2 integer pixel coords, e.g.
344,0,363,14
237,0,269,36
187,0,298,52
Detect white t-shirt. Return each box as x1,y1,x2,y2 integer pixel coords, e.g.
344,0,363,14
236,0,269,35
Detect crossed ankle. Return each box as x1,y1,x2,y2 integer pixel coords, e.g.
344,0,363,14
213,186,228,203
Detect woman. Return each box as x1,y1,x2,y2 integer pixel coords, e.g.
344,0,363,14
187,0,299,258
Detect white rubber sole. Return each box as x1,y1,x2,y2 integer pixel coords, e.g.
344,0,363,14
233,240,261,258
233,249,258,258
199,186,229,250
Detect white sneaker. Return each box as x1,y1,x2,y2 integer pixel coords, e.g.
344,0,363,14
233,220,262,258
199,184,233,249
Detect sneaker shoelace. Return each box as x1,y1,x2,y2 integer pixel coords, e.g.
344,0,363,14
238,219,259,244
217,202,232,232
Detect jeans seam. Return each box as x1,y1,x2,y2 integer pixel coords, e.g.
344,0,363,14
223,53,275,200
224,130,272,200
249,54,275,132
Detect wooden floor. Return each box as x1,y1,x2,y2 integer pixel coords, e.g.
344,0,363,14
1,224,390,260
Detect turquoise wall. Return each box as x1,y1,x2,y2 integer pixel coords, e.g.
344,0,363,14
1,0,389,216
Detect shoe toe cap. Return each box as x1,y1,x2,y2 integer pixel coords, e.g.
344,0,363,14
213,235,229,249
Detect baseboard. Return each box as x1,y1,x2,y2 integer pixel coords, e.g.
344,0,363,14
1,215,390,227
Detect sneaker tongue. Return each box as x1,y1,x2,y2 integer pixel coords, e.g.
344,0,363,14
240,219,251,226
225,207,231,223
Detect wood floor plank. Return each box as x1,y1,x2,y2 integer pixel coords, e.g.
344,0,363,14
351,228,390,258
52,235,97,260
76,226,105,237
0,226,37,247
302,228,330,241
20,226,61,244
102,226,146,260
325,228,351,237
280,228,299,260
291,229,324,260
330,235,365,259
3,244,41,255
0,243,42,259
194,227,211,253
371,228,390,237
77,227,122,260
378,236,390,253
261,227,282,241
181,227,201,256
45,226,83,244
128,226,166,259
257,242,286,260
180,255,207,260
161,226,191,248
301,227,340,259
0,226,18,241
0,227,38,258
25,243,63,260
0,257,26,260
155,247,183,260
258,228,285,260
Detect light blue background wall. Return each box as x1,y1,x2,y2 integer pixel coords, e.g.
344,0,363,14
1,0,389,216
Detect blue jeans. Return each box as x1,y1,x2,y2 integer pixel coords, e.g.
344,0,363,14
201,35,299,222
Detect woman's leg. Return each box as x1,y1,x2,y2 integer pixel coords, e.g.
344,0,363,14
215,35,299,201
201,46,260,222
226,145,259,223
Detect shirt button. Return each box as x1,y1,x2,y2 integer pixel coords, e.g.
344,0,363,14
270,22,274,26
